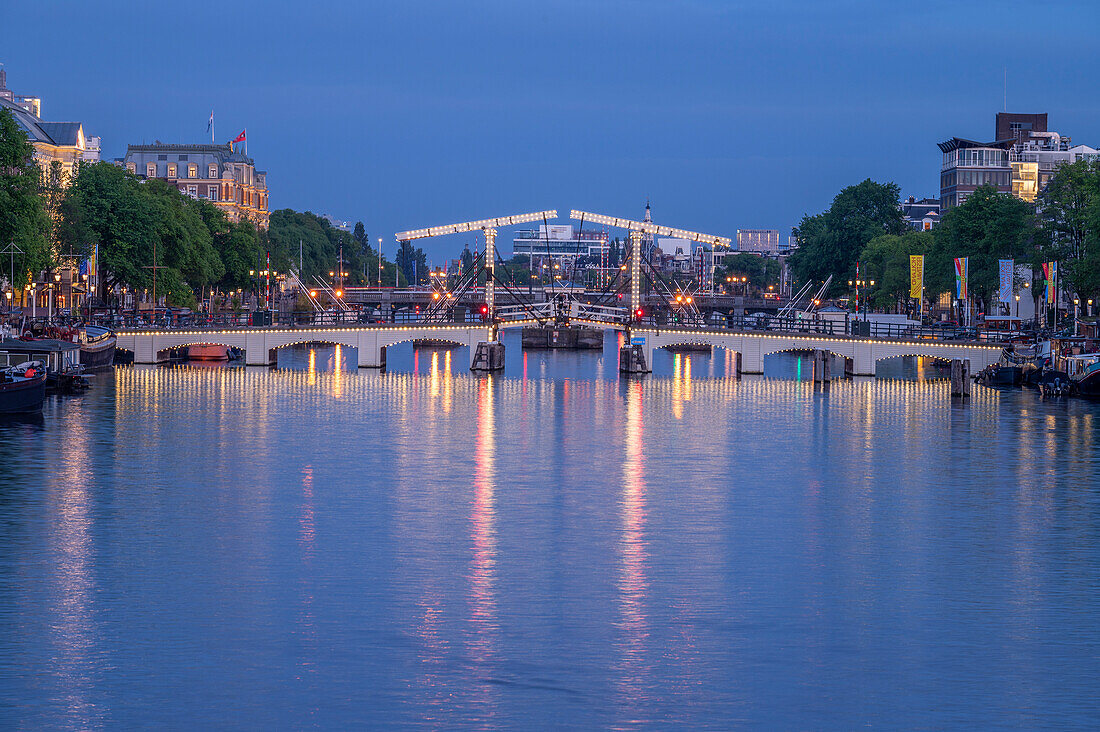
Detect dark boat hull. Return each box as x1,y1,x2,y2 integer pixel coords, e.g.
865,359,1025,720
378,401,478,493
0,373,47,413
80,336,117,371
1075,372,1100,399
977,365,1022,387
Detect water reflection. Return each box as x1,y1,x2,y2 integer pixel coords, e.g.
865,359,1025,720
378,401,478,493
468,374,499,720
5,362,1100,728
48,398,99,728
616,379,651,719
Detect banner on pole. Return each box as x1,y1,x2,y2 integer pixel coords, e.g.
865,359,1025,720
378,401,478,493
954,257,968,300
909,255,923,299
999,259,1013,304
1044,261,1057,305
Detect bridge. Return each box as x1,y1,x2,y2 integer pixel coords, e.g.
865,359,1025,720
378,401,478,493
114,319,1005,376
113,207,1005,377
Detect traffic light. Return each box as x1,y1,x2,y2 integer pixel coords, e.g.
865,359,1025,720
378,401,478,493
635,308,644,319
480,304,489,316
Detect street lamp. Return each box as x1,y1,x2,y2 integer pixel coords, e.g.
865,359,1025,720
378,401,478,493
1074,297,1080,336
5,289,11,315
1015,293,1020,318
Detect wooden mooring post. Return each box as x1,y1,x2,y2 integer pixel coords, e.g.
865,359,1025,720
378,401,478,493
813,349,831,384
950,358,971,398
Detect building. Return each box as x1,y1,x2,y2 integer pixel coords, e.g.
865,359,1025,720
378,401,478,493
512,225,608,261
123,143,270,228
901,196,941,230
0,68,100,177
321,214,352,232
938,112,1098,208
736,229,781,254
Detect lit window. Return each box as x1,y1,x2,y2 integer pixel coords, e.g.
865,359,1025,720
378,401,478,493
188,164,198,178
126,162,136,174
167,164,177,177
146,163,156,177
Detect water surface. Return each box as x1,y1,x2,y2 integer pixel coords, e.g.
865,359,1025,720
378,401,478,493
2,334,1098,728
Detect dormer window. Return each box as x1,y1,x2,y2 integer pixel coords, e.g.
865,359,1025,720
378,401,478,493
126,162,136,174
145,162,156,177
167,163,177,177
188,164,198,178
209,164,217,179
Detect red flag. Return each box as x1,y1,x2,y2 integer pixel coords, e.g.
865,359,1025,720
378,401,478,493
231,129,246,144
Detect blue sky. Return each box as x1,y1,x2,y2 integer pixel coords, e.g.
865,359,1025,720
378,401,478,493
3,0,1098,261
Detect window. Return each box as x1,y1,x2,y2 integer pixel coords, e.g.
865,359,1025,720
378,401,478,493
178,155,188,161
167,164,177,177
208,164,217,179
186,185,198,197
188,164,198,178
157,154,168,161
146,162,156,177
126,162,136,174
208,186,218,200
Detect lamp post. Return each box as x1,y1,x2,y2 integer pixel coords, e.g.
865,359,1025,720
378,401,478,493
1015,293,1020,318
5,289,11,316
1074,297,1080,336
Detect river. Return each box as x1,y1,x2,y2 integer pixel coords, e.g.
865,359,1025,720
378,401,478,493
2,331,1099,728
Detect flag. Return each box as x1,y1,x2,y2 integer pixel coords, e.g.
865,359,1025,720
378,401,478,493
1044,261,1057,305
954,257,968,300
999,259,1013,305
909,255,923,299
207,110,213,133
231,129,246,144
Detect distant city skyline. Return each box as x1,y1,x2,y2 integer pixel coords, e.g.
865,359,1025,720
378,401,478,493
2,0,1099,260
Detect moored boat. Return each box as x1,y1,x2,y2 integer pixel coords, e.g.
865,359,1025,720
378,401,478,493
0,361,47,413
1065,354,1100,399
78,325,117,371
186,344,231,361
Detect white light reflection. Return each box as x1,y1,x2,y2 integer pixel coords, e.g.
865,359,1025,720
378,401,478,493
616,378,652,717
468,373,499,720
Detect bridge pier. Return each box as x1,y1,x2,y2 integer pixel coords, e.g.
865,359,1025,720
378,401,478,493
471,341,505,371
619,344,650,374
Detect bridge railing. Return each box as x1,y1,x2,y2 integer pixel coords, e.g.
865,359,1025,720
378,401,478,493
638,313,1002,344
100,309,490,331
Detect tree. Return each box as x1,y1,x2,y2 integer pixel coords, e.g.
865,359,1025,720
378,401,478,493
858,231,933,312
0,106,52,288
56,162,158,295
395,239,425,286
788,179,906,292
933,185,1034,311
353,220,371,257
1037,159,1100,299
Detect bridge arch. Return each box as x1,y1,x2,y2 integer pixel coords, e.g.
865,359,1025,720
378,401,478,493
873,353,952,380
761,346,850,380
268,339,360,369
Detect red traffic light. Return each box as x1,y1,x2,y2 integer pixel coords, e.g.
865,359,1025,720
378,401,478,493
480,304,489,315
635,308,644,318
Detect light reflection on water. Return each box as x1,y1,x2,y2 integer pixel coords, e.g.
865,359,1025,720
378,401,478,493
0,341,1099,728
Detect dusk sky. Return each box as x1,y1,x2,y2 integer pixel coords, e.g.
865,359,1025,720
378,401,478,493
3,0,1099,260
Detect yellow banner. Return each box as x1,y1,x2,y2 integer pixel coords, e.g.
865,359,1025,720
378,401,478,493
909,255,924,299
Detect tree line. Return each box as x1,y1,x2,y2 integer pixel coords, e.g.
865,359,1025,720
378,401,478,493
1,106,421,309
788,166,1100,315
